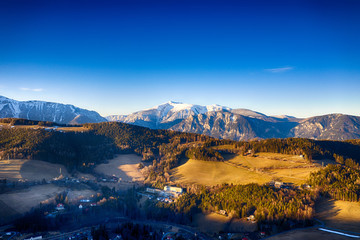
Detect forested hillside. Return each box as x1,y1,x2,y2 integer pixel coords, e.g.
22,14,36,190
0,121,212,170
149,183,317,231
228,138,360,169
0,127,116,169
309,164,360,202
1,120,360,174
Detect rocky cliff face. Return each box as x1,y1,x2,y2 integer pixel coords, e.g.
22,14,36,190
0,96,107,124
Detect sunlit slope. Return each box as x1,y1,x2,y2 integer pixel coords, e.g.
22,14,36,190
171,152,325,186
316,199,360,233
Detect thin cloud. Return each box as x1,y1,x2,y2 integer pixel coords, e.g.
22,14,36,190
265,66,294,73
20,87,44,92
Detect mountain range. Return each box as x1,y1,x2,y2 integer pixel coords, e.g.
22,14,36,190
0,95,106,124
107,101,360,141
1,96,360,141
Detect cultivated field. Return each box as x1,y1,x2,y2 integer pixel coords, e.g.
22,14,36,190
171,152,324,186
0,159,68,181
95,154,145,182
316,198,360,233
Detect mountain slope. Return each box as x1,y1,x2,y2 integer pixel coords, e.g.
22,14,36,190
290,114,360,140
169,111,299,140
106,101,233,129
0,96,107,124
107,102,360,141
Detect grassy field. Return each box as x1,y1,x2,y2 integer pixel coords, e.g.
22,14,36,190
171,159,272,185
192,213,257,235
171,152,325,186
269,198,360,239
211,144,236,150
66,189,96,202
0,184,96,224
228,153,309,168
0,123,88,132
95,154,145,182
0,159,68,181
0,184,66,224
316,198,360,233
56,126,89,132
267,227,356,240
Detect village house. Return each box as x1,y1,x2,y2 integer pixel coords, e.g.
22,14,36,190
55,203,65,211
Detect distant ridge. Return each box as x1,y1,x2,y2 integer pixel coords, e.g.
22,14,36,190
0,95,107,124
1,96,359,140
107,101,360,141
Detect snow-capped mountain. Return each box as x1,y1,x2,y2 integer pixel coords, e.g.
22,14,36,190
106,101,299,139
107,101,360,141
107,101,236,129
0,96,107,124
2,96,360,141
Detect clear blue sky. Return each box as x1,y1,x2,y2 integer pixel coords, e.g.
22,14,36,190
0,0,359,118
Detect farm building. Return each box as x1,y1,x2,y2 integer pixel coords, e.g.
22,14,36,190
163,186,183,194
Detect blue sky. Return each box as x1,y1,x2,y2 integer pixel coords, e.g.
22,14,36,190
0,0,359,117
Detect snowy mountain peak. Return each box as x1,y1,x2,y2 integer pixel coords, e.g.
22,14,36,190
107,101,242,128
0,96,10,100
148,101,233,118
